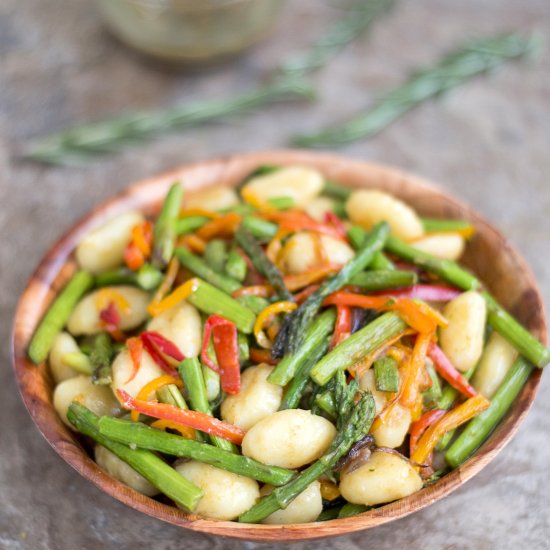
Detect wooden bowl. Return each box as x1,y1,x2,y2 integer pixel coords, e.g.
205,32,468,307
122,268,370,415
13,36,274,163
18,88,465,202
11,150,546,541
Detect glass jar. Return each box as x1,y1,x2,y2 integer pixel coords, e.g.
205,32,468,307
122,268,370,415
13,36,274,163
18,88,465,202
96,0,285,63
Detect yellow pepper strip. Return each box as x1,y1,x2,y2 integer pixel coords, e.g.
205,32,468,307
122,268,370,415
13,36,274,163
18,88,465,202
320,479,341,501
150,419,196,439
266,228,290,264
95,288,131,315
150,257,179,308
254,301,298,349
148,278,200,317
179,207,220,219
131,374,182,422
410,394,490,465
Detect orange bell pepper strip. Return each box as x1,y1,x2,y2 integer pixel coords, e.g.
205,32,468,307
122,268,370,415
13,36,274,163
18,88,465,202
409,408,447,456
150,257,180,308
130,374,182,422
125,337,143,384
249,348,279,366
410,394,491,465
232,285,272,299
293,284,321,303
400,331,434,409
179,234,207,254
254,301,298,349
148,278,200,317
284,264,342,291
118,389,246,444
196,212,242,241
150,419,196,439
131,221,153,257
262,210,347,240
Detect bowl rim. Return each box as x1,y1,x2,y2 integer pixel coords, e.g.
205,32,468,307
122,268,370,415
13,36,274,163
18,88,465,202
11,149,546,541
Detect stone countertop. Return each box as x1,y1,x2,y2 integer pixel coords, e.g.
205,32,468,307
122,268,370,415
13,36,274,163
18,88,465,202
1,1,549,548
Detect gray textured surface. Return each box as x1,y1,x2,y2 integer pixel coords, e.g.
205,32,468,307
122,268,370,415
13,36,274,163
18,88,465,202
1,1,550,548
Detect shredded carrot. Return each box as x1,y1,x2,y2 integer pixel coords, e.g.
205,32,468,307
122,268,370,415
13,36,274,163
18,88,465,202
130,374,182,422
400,331,435,409
148,278,200,317
254,301,298,349
150,419,196,439
293,284,321,303
262,210,347,241
411,394,490,465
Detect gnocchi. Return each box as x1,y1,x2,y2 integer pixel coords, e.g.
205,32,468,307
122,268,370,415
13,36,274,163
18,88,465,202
260,481,322,524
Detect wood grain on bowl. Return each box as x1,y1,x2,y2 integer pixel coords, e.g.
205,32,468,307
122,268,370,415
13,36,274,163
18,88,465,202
11,150,546,541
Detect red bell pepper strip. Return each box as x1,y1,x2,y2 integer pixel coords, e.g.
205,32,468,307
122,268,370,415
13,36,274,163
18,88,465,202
201,315,241,394
117,389,245,444
125,337,143,384
427,343,477,398
372,284,461,302
330,305,352,350
409,408,447,456
139,331,184,378
323,211,348,238
99,301,121,331
212,322,241,395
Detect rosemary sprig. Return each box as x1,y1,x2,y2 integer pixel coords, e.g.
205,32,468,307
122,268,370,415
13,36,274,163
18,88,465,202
24,79,314,165
293,32,542,147
279,0,396,77
24,0,395,166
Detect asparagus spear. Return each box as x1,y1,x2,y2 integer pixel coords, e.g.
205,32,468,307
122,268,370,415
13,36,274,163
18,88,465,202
176,215,209,236
421,218,474,234
235,226,293,302
157,383,189,409
310,312,407,386
28,270,94,364
279,339,329,410
175,247,241,294
204,239,228,273
277,222,390,356
90,333,115,385
373,356,399,392
98,417,295,486
338,503,370,518
94,264,163,290
183,278,255,334
241,217,278,241
268,309,336,386
225,246,248,281
236,294,271,315
293,33,540,147
67,403,203,511
179,358,235,452
153,182,183,268
385,235,550,368
445,357,534,468
314,391,337,419
347,226,395,270
349,270,416,290
238,391,376,523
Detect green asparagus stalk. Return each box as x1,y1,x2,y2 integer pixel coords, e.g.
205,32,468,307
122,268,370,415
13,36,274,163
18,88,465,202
98,417,295,486
317,507,341,522
67,403,203,511
314,391,337,419
225,246,248,281
178,358,235,452
176,215,210,236
322,180,352,201
204,239,228,273
235,226,293,302
347,226,395,270
311,312,407,386
236,294,271,315
153,183,183,268
374,356,399,392
349,270,416,290
28,270,94,364
238,391,376,523
337,503,371,518
237,332,250,363
157,383,189,409
445,357,534,468
94,264,163,290
90,333,115,385
385,236,550,368
279,339,329,409
175,247,241,294
268,309,336,386
25,79,314,165
279,222,390,356
421,218,475,234
202,363,221,402
293,33,541,147
183,278,255,333
422,363,442,409
241,217,278,241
